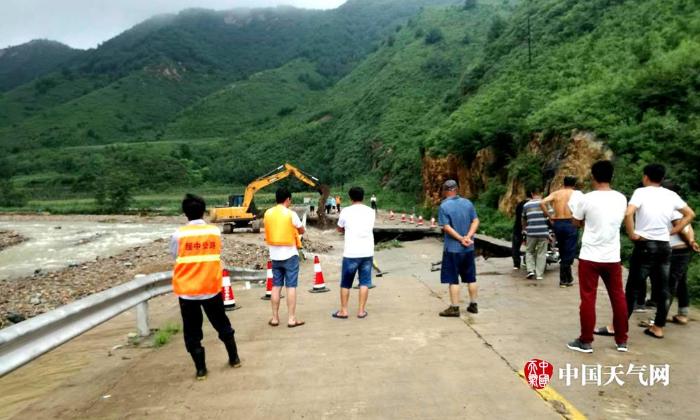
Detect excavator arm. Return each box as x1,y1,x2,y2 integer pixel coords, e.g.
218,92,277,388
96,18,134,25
240,163,324,211
210,163,329,230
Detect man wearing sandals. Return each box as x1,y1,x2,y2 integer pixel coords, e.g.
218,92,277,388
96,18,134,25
437,179,480,317
565,161,629,353
264,188,306,328
332,186,375,319
594,164,695,340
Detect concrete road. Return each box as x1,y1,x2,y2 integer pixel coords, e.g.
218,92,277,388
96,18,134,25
2,236,698,419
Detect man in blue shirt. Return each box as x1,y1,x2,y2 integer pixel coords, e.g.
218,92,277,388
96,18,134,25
437,179,480,317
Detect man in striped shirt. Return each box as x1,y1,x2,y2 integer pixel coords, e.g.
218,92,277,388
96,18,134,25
523,189,550,280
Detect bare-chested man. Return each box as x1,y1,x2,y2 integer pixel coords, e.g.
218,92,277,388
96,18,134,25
540,176,582,287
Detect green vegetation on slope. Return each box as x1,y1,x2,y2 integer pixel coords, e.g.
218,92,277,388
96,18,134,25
0,39,81,92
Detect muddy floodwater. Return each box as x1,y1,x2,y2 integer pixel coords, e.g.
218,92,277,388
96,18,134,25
0,221,178,280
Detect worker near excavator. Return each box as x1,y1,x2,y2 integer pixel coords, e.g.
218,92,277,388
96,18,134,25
170,193,241,380
264,187,306,328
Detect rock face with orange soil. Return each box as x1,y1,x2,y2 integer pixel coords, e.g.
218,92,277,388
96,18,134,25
498,130,612,215
421,147,495,206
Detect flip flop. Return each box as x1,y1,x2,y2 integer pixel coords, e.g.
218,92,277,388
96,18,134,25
672,315,688,325
644,328,663,339
638,319,654,328
357,311,368,319
593,326,615,336
287,321,306,328
331,311,348,319
268,319,279,327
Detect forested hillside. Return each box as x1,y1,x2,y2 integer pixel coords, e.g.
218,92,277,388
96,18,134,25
0,39,81,91
1,0,698,209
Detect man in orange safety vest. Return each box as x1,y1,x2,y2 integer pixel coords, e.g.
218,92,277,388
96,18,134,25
170,194,241,380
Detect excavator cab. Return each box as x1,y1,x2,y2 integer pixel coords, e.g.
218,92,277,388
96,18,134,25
228,194,244,207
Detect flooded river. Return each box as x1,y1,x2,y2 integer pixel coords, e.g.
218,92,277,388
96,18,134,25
0,221,178,280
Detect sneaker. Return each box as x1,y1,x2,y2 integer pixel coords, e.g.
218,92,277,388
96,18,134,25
633,304,648,313
560,281,574,288
616,343,628,352
536,276,543,281
467,302,478,314
567,339,593,353
513,266,520,270
645,299,656,308
526,272,535,279
439,305,460,317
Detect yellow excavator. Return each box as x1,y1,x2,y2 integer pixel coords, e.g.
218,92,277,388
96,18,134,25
210,163,329,234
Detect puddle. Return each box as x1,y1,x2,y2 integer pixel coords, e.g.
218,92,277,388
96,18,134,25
0,221,178,280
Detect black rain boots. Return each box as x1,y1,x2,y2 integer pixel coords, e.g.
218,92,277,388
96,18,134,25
190,347,207,380
225,337,242,368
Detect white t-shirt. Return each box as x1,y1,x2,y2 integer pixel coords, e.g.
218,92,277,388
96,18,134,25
669,210,685,248
629,186,687,241
573,190,627,263
338,204,375,258
268,208,303,261
567,190,584,214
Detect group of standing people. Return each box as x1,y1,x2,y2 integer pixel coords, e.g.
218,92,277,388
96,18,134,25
513,161,697,353
167,161,697,380
550,162,695,353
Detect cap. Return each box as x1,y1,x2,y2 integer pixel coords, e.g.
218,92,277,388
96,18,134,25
443,179,458,190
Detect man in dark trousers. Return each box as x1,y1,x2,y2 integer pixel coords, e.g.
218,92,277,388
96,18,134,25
512,199,527,270
540,176,582,287
170,194,241,380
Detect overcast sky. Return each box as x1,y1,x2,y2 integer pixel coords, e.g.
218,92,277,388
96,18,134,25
1,0,347,50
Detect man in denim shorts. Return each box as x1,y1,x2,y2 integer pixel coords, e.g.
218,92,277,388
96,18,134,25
438,180,480,317
264,188,306,328
332,187,376,319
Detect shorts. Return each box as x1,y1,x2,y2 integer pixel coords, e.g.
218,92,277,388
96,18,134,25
340,257,373,289
272,255,300,288
440,251,476,284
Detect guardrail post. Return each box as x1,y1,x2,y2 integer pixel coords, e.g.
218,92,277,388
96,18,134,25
136,301,150,337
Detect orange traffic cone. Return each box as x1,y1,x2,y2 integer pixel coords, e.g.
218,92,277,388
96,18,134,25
389,210,395,220
417,216,424,226
309,255,330,293
261,261,273,300
221,269,239,311
409,214,415,224
401,213,406,223
430,217,437,228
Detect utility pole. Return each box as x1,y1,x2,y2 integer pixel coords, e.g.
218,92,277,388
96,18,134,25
527,1,532,67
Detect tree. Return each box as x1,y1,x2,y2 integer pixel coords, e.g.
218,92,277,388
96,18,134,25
0,179,27,207
463,0,478,10
425,28,444,45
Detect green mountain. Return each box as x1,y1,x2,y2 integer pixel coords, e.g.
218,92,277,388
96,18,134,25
2,0,699,209
0,39,81,92
0,0,459,149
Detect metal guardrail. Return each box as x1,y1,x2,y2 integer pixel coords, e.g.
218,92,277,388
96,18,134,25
0,267,265,378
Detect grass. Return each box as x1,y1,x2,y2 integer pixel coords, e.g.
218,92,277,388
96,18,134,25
153,323,181,348
375,239,404,250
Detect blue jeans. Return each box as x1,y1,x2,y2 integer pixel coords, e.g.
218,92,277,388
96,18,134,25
553,219,577,284
340,257,373,289
272,255,299,288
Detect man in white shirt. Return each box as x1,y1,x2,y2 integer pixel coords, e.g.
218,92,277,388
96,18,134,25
332,187,375,319
624,164,695,339
566,161,628,353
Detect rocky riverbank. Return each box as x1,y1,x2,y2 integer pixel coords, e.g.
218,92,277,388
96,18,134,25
0,230,27,252
0,227,332,329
